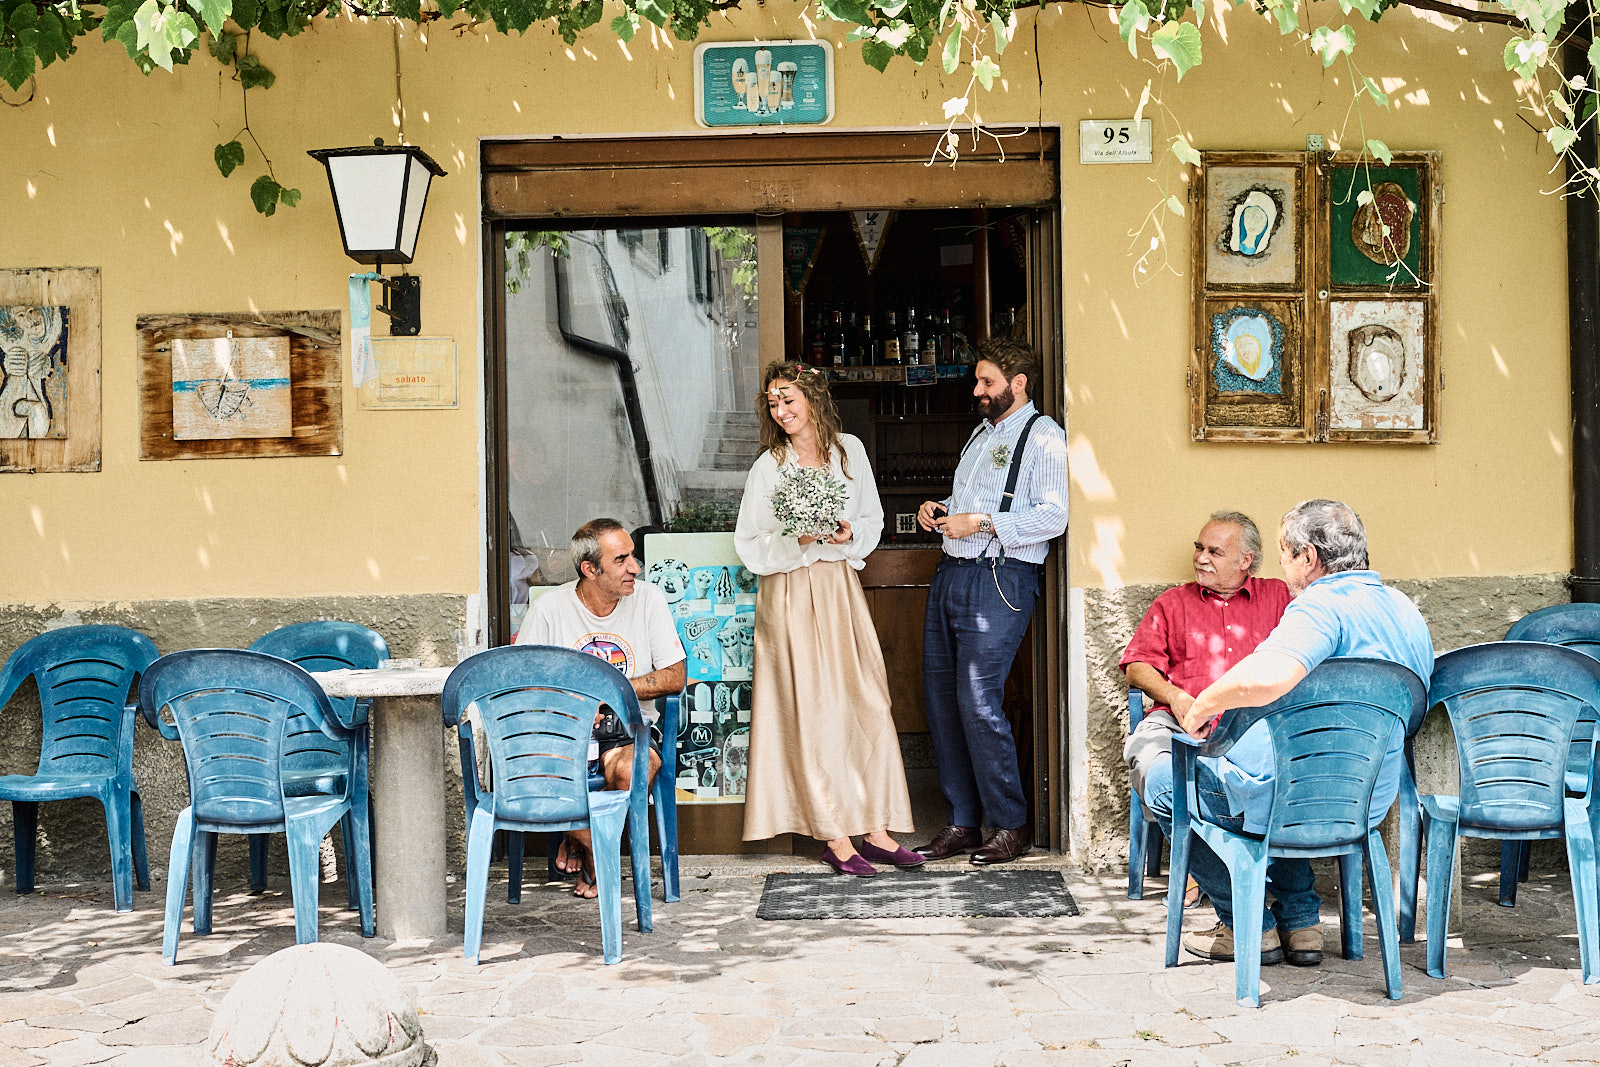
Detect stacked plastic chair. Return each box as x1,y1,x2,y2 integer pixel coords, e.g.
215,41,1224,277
247,621,387,918
140,648,374,964
443,645,653,965
1165,658,1425,1007
1415,641,1600,983
1126,689,1167,900
0,625,158,912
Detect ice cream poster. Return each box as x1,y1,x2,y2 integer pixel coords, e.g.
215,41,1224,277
644,532,757,802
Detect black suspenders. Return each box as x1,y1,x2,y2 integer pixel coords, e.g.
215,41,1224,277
998,412,1045,516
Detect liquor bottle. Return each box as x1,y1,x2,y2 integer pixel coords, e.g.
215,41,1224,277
828,309,846,366
883,310,902,364
861,313,877,366
903,305,921,366
938,308,955,364
806,309,825,366
845,309,862,366
921,308,939,366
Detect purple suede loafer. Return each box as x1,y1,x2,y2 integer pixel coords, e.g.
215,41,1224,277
857,840,927,868
822,847,878,877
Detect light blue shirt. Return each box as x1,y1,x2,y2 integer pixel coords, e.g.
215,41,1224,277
1207,569,1434,835
942,400,1068,564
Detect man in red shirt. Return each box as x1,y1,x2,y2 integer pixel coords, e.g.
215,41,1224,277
1120,512,1296,960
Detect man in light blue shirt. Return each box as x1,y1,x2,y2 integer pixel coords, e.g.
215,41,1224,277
1160,499,1432,968
913,338,1068,865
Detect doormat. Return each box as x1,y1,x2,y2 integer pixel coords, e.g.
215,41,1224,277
755,868,1080,920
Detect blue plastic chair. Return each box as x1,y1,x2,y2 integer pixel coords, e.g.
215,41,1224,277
443,645,653,965
139,649,374,964
1165,658,1425,1007
1417,641,1600,983
1393,662,1438,944
1497,605,1600,906
0,625,158,913
535,689,681,903
246,621,388,913
1127,689,1167,900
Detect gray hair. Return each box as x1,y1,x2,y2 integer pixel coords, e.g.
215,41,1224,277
1280,499,1369,574
570,517,627,579
1207,511,1264,575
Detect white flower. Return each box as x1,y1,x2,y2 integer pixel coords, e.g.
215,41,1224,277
991,444,1011,469
770,465,849,541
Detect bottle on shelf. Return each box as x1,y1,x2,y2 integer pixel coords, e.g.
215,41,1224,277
861,313,877,366
921,307,939,366
903,305,921,366
883,310,902,365
807,308,826,366
846,309,862,366
828,308,846,367
938,308,955,364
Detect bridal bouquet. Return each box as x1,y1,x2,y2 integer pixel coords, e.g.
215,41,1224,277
770,465,848,540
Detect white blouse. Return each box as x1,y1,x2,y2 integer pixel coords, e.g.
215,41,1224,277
734,433,884,575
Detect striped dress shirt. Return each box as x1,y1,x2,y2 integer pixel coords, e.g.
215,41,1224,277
941,400,1069,564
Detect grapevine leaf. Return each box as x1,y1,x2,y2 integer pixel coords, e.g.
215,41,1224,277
250,174,282,216
972,54,999,90
861,38,894,71
1548,125,1579,154
636,0,670,27
1365,137,1392,164
819,0,871,23
1310,24,1356,68
610,10,638,40
1118,0,1147,59
1171,133,1202,167
191,0,230,36
236,52,274,89
1150,22,1201,79
1363,75,1390,108
1165,193,1186,217
941,24,960,74
208,28,236,61
214,139,245,177
990,12,1010,54
278,185,301,208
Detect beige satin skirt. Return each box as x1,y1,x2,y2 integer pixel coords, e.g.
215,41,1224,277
741,559,914,842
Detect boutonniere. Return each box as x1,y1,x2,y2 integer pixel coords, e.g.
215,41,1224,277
990,443,1011,469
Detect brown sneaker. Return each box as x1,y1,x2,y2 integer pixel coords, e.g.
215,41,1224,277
1281,923,1323,966
1182,921,1284,965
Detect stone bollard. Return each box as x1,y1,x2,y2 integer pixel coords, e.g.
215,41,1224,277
207,943,435,1067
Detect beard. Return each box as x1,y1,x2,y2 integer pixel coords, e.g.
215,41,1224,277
977,384,1015,421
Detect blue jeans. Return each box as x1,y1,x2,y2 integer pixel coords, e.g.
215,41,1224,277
922,556,1037,830
1143,755,1321,933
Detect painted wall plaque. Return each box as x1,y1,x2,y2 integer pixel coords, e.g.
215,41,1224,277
694,40,833,129
1200,296,1303,432
1328,299,1426,431
1329,165,1425,286
1203,164,1301,288
0,305,69,439
171,334,292,440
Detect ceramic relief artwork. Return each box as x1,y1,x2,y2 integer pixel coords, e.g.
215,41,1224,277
1200,296,1303,431
0,305,69,439
171,334,293,441
1204,165,1299,287
1329,299,1426,430
1329,165,1424,286
1210,305,1286,396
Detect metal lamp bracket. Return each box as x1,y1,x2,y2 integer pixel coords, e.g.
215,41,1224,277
373,272,422,336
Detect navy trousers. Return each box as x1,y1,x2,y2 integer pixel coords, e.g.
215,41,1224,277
921,555,1038,830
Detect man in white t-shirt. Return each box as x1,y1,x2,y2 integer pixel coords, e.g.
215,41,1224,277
516,517,686,897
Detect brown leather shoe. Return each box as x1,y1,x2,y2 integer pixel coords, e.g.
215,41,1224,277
914,825,982,860
971,825,1032,865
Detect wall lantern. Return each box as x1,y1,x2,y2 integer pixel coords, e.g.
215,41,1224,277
307,139,447,336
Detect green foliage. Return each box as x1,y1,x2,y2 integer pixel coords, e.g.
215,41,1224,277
665,498,740,534
214,139,245,176
1150,21,1201,78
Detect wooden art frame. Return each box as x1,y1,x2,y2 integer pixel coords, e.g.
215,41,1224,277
1190,150,1441,443
0,267,101,472
137,310,342,460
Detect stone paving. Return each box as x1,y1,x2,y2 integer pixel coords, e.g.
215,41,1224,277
1,853,1598,1066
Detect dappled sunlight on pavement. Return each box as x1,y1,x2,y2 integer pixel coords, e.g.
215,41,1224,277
0,862,1598,1065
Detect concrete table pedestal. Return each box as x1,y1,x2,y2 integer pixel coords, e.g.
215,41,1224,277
314,667,453,941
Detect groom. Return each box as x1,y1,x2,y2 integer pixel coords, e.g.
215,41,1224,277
914,338,1068,865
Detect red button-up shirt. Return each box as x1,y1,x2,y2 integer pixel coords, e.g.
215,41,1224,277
1119,577,1292,713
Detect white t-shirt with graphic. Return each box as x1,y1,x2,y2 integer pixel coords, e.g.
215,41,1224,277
514,579,686,732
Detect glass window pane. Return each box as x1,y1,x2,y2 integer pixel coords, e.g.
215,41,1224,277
502,225,760,634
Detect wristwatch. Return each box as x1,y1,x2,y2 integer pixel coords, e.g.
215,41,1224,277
977,515,994,535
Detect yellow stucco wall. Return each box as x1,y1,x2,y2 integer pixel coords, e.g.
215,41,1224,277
0,2,1571,601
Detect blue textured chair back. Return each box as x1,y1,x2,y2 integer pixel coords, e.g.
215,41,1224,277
1200,659,1425,851
4,625,159,778
249,622,388,775
140,649,343,828
442,645,643,826
1505,605,1600,781
1429,642,1600,834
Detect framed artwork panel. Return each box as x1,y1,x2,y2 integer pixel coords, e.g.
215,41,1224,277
1201,157,1306,290
1326,298,1436,441
1194,296,1306,441
138,310,342,460
1326,161,1430,288
0,267,101,472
